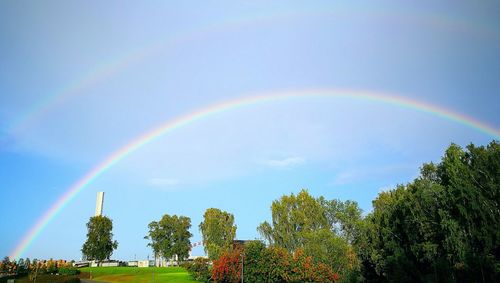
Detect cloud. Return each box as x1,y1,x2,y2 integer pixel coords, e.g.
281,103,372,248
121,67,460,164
263,157,305,168
147,178,180,188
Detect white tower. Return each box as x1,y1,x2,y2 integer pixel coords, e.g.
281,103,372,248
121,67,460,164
95,191,104,216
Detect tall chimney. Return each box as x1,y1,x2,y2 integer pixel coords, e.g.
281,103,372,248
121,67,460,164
95,192,104,216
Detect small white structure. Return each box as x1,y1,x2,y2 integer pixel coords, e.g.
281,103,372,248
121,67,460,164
95,192,105,216
138,260,151,268
101,261,120,267
89,260,121,267
127,261,138,267
73,261,90,268
151,255,182,267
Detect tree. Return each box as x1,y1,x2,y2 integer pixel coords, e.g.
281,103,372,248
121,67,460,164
258,190,362,279
320,198,363,244
24,258,30,272
242,240,268,282
359,141,500,282
81,215,118,265
257,189,329,252
145,214,193,262
199,208,237,260
0,256,10,273
145,220,161,260
16,258,27,275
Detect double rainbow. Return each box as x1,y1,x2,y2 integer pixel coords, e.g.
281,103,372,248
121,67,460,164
7,10,496,135
9,89,500,259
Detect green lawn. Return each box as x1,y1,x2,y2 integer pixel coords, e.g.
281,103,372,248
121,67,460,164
80,266,198,283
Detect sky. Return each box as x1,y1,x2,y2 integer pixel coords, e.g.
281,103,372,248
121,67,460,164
0,0,499,261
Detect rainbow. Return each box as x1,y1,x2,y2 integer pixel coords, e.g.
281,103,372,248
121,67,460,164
7,10,496,135
9,89,500,259
7,12,300,134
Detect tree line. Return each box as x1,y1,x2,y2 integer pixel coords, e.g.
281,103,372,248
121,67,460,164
78,140,499,282
0,257,80,281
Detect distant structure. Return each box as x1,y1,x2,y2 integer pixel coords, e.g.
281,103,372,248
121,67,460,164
95,191,105,216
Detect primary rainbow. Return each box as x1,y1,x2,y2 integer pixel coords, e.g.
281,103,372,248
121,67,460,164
9,89,500,259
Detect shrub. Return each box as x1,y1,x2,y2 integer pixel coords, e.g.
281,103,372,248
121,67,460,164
261,245,291,282
59,267,81,275
294,249,341,282
212,248,243,283
213,243,340,283
184,257,211,282
0,274,81,283
241,241,267,282
46,259,58,274
33,274,81,283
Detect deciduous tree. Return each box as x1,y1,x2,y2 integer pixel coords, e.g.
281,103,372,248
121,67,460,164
81,215,118,265
199,208,236,260
360,141,500,282
258,189,362,279
257,189,329,252
145,214,192,262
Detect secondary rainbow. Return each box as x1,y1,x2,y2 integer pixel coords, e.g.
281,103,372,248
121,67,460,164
7,12,299,133
9,89,500,259
8,10,496,135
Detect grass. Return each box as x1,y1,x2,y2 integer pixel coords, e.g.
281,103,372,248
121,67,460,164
80,266,198,283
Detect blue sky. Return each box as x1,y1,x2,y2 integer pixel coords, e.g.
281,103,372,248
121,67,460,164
0,1,499,260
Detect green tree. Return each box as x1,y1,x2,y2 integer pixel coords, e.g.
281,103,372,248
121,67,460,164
320,198,363,244
257,189,329,252
145,214,193,262
16,258,27,274
145,220,161,260
199,208,237,260
24,258,30,271
242,240,268,282
258,189,361,279
81,215,118,265
360,141,500,282
302,229,355,274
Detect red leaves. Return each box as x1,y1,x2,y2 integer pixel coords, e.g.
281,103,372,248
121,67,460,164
212,248,243,283
211,246,340,283
286,249,339,282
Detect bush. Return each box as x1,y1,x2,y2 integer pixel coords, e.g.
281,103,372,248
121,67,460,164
46,259,57,274
0,275,16,283
211,243,340,283
287,249,339,282
261,245,290,282
241,241,268,282
184,257,211,282
58,267,80,275
212,248,243,283
0,274,81,283
34,275,81,283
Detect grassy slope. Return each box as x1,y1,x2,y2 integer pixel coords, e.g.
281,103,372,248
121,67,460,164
80,267,198,283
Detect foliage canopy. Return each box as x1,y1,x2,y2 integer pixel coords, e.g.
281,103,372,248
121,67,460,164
145,214,193,261
81,215,118,263
199,208,237,260
358,141,500,282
